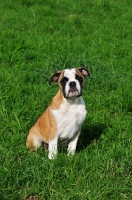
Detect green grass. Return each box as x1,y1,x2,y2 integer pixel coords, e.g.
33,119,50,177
0,0,132,199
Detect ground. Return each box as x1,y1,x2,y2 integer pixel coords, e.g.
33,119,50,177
0,0,132,199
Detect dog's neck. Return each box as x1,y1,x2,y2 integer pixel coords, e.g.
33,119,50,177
51,89,82,110
63,95,80,105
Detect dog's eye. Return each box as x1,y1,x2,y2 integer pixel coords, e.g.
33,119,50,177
76,75,83,83
62,77,69,82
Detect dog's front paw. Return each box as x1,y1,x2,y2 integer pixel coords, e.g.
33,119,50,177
48,152,57,160
67,149,76,156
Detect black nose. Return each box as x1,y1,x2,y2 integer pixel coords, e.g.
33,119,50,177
69,81,76,88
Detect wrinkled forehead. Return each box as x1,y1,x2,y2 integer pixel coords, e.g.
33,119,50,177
63,68,76,79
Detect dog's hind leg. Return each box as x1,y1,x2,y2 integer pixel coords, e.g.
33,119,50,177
26,128,42,150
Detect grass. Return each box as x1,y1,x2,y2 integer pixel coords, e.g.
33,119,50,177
0,0,132,199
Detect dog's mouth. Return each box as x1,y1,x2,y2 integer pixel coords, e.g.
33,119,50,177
66,88,81,99
69,88,78,93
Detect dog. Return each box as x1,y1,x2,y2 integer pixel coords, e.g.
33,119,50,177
26,67,89,159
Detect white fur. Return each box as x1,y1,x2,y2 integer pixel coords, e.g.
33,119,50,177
50,96,87,159
48,136,58,159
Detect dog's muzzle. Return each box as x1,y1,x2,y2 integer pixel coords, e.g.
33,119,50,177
65,81,81,99
69,81,77,93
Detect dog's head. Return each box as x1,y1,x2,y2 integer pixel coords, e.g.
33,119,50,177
50,67,90,99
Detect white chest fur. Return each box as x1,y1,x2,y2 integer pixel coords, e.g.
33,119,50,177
51,96,87,141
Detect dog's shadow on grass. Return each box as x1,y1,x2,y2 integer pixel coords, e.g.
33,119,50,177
77,123,106,152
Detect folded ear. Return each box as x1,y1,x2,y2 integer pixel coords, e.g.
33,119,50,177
77,67,90,78
49,70,62,84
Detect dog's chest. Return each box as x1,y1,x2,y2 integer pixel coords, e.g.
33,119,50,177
51,97,87,140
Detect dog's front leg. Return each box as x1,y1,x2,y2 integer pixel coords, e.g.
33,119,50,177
48,137,58,159
67,130,80,156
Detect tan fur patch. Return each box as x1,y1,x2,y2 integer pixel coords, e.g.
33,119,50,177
34,104,58,141
26,89,65,149
50,89,64,110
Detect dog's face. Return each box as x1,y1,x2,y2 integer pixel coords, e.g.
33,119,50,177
60,68,84,99
50,67,90,99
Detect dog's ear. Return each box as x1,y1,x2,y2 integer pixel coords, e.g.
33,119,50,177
49,70,62,84
77,67,90,78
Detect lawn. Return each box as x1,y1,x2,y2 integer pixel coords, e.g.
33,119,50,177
0,0,132,199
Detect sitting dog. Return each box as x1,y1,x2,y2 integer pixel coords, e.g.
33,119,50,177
26,67,89,159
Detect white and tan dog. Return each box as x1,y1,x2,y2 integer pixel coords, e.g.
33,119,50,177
26,67,89,159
